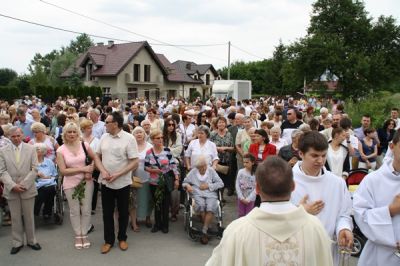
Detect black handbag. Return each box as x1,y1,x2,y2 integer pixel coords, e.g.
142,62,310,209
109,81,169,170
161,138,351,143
81,141,92,166
151,149,175,192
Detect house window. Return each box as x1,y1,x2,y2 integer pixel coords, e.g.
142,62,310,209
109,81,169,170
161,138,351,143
86,64,93,81
102,87,111,97
128,88,138,100
133,64,140,82
155,88,160,99
144,65,151,82
206,74,210,85
144,90,150,100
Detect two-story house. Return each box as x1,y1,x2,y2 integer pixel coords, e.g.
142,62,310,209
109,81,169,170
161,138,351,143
61,41,219,101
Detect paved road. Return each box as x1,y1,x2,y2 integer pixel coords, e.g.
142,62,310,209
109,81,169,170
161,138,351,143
0,192,358,266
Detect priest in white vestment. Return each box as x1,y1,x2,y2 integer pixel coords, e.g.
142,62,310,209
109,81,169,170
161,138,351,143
353,130,400,266
290,131,353,265
206,156,333,266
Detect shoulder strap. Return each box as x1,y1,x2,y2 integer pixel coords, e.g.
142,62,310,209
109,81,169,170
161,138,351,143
151,148,162,169
81,141,89,157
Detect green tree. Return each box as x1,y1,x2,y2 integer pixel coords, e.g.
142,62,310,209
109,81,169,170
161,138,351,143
9,74,32,96
0,68,18,86
67,33,93,55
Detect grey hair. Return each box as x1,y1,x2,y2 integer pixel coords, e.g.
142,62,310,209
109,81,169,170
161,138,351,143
34,143,47,154
197,125,211,138
299,123,311,133
270,126,281,134
89,108,100,116
291,129,303,139
132,126,146,135
195,155,209,168
9,126,21,135
141,119,151,126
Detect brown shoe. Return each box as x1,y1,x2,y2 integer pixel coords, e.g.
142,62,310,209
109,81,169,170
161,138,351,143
101,244,112,254
119,241,128,251
200,234,209,245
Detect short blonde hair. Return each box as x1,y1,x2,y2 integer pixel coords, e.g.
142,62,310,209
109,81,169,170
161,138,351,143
132,126,145,135
149,129,163,140
31,122,46,133
79,119,93,130
62,122,81,144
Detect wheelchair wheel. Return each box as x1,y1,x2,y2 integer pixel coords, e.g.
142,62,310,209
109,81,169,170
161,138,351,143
351,233,366,257
54,189,64,225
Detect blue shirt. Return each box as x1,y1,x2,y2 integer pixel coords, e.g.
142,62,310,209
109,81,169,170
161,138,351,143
15,119,34,139
36,158,58,188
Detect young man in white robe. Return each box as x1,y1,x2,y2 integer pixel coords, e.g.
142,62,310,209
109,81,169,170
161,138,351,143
290,131,353,265
206,156,333,266
353,129,400,266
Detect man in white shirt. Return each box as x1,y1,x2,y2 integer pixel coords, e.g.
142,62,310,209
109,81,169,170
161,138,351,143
353,129,400,266
206,156,333,266
97,112,139,254
291,131,353,265
390,108,400,130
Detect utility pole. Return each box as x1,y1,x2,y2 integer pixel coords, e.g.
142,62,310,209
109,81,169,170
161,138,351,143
227,41,231,80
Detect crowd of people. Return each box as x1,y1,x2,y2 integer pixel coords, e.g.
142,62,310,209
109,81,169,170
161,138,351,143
0,94,399,265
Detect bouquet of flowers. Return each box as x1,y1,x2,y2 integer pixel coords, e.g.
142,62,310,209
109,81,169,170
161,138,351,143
72,180,86,205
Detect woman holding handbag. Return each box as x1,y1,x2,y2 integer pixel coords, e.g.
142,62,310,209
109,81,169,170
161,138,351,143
210,117,234,202
163,118,183,222
56,122,97,249
144,130,179,234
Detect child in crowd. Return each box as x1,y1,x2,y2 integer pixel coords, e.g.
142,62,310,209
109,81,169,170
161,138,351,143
235,153,257,217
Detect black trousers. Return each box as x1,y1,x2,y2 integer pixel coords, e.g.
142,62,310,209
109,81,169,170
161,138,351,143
150,184,170,230
34,185,56,216
101,185,130,245
91,181,99,211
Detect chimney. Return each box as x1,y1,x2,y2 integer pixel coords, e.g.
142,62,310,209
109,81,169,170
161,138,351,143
108,40,114,46
97,42,104,46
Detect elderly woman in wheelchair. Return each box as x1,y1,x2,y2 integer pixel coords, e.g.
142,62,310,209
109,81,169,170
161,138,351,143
182,156,224,244
34,143,58,220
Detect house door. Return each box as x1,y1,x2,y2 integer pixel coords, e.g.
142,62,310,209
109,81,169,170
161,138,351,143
144,90,150,100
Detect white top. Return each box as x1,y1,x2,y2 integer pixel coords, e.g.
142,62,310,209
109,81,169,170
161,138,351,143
133,142,153,183
185,139,219,168
291,161,353,239
353,160,400,266
260,201,297,214
270,138,288,153
97,130,139,189
326,145,347,177
179,123,196,146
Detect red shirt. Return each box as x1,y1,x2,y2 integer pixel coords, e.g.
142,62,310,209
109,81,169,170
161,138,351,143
248,143,277,162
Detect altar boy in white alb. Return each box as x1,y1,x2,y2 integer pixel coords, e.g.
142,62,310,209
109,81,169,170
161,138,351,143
206,156,333,266
353,129,400,266
290,131,353,265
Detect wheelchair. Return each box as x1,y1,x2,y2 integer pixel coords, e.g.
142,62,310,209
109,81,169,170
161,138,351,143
183,189,224,242
35,170,64,225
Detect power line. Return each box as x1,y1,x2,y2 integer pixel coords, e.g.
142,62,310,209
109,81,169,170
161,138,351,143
231,43,265,60
38,0,227,61
0,13,135,43
0,12,227,62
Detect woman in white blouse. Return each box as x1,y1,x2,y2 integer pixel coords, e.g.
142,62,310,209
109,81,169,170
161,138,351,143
185,125,219,170
325,127,350,179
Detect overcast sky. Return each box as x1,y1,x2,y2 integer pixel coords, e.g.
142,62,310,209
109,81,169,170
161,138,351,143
1,0,399,74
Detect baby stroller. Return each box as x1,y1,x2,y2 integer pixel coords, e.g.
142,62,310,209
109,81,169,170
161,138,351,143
183,190,224,242
346,168,369,257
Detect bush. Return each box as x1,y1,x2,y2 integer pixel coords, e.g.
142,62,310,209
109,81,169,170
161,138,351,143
345,91,396,129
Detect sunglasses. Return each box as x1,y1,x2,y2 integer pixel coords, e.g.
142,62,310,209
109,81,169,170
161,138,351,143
168,124,175,127
202,115,206,118
105,121,114,124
